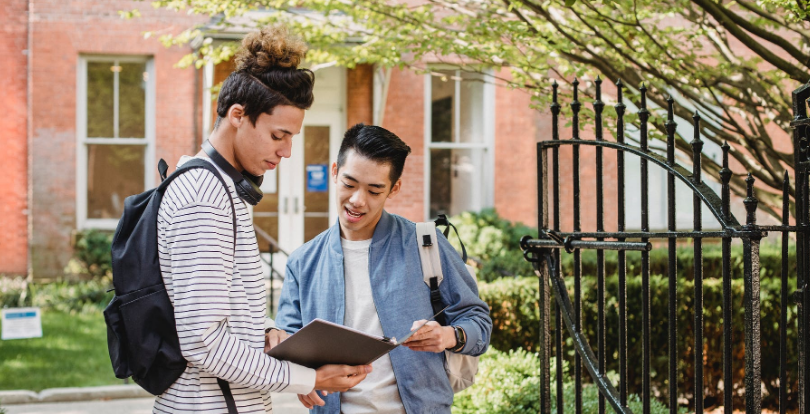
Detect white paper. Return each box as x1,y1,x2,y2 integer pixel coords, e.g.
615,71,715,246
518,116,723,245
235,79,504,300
2,307,43,340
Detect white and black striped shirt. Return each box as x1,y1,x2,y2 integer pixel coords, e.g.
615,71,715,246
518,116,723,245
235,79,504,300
155,156,315,413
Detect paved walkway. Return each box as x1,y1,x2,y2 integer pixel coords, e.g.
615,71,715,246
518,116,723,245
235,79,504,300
3,394,308,414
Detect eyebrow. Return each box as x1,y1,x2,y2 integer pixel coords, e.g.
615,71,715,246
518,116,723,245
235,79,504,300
342,173,387,189
278,128,295,136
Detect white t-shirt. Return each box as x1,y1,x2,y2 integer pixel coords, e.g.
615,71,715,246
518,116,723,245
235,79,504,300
339,238,407,414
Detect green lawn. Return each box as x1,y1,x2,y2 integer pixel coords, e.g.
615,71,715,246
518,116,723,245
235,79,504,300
0,310,121,391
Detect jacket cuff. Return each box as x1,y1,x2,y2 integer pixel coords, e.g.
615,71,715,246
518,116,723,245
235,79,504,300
282,362,317,394
454,320,484,355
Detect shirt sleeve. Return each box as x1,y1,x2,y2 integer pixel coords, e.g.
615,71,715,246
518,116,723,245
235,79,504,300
165,201,316,394
436,229,493,356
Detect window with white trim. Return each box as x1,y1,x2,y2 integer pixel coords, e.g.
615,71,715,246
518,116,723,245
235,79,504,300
77,56,155,229
424,69,495,219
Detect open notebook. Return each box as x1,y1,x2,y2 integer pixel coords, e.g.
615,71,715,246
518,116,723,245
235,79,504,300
267,306,447,369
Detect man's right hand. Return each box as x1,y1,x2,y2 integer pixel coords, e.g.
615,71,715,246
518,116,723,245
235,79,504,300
297,364,372,408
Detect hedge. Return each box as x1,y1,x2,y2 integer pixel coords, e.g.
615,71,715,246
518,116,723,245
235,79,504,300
479,275,799,409
450,349,675,414
449,209,796,285
559,243,796,283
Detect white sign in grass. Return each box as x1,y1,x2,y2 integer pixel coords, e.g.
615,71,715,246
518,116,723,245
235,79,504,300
1,307,43,340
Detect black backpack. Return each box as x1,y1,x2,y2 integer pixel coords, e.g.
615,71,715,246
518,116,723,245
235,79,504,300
103,158,239,412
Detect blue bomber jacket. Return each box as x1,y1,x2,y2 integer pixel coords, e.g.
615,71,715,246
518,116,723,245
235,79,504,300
275,211,492,414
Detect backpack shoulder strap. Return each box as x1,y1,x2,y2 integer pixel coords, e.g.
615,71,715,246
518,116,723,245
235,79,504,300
434,214,467,263
416,221,447,326
158,158,238,253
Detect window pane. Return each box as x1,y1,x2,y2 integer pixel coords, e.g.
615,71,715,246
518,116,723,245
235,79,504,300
429,148,485,218
87,62,115,138
87,144,145,219
431,70,455,143
119,62,147,138
459,72,485,143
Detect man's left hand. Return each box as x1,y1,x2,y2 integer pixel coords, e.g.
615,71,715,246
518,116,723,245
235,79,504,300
265,328,290,353
402,320,456,353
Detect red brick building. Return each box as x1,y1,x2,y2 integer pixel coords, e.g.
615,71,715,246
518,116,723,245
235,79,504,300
3,1,548,279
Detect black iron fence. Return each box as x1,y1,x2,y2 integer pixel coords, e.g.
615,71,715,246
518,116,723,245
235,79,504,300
520,78,810,414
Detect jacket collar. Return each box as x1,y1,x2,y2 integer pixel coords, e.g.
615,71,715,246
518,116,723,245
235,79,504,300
327,210,393,256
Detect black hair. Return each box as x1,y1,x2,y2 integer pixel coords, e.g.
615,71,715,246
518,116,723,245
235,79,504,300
336,123,412,184
214,25,315,128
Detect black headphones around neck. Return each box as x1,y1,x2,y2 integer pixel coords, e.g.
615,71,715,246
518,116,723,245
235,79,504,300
202,140,264,205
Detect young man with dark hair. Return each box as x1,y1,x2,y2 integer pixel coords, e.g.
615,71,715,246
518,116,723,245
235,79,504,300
275,123,492,413
155,27,369,414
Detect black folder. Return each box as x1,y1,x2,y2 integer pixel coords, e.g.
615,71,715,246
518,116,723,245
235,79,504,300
267,319,399,368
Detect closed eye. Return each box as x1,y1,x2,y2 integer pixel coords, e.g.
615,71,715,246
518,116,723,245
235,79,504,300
271,134,282,141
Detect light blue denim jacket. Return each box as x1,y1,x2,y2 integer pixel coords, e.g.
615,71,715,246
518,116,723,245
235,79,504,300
276,211,492,414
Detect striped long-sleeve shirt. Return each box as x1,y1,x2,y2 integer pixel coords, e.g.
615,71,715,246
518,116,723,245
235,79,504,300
154,156,315,413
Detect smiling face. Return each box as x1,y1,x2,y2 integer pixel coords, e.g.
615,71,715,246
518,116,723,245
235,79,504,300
333,150,402,241
231,104,306,176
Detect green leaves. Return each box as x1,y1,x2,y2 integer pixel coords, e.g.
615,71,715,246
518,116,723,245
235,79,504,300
148,0,810,215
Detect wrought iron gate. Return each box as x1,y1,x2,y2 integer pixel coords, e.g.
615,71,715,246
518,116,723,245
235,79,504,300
520,79,810,414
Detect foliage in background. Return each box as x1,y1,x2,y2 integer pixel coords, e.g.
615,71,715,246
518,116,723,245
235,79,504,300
0,277,112,314
450,349,674,414
446,209,797,283
561,241,797,281
65,229,114,279
448,209,536,282
479,277,540,353
553,370,678,414
0,310,120,391
487,274,799,409
144,0,810,217
452,348,540,413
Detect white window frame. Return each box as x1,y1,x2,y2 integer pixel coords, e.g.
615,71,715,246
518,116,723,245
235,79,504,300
76,55,156,230
423,68,496,220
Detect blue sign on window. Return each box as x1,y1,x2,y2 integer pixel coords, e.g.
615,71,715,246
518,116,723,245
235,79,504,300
306,164,329,193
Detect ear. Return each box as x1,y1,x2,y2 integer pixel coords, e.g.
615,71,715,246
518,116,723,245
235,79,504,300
331,162,338,182
387,179,402,199
226,104,245,128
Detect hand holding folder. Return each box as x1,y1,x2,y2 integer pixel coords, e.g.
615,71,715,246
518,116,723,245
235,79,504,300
267,306,448,369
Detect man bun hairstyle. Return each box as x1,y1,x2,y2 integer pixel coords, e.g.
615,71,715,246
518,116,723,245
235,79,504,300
337,123,412,184
215,25,315,128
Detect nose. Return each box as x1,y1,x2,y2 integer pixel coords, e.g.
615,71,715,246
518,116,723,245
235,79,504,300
278,137,292,158
349,189,366,207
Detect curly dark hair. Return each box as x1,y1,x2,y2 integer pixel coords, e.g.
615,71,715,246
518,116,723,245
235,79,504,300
215,25,315,128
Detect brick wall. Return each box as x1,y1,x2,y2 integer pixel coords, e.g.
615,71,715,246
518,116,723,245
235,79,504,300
0,0,29,276
29,0,205,278
493,68,541,228
346,64,374,128
379,69,425,222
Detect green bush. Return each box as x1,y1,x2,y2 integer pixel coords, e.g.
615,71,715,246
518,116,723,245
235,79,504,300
450,349,675,414
554,372,677,414
448,209,796,285
66,229,114,279
560,242,796,282
479,277,540,353
448,209,536,281
0,276,112,314
479,274,799,409
452,348,540,413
